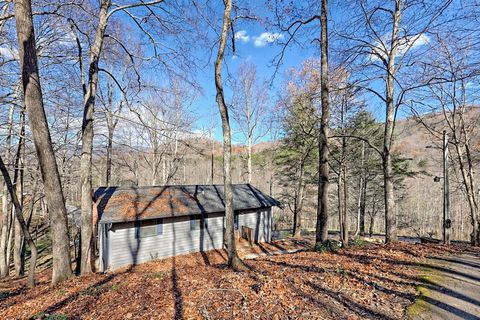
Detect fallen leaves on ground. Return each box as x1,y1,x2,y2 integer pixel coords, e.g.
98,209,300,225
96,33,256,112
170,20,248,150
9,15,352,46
0,239,472,320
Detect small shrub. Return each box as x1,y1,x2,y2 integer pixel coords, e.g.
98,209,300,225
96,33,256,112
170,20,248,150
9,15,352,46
349,238,369,247
314,240,339,252
80,286,104,297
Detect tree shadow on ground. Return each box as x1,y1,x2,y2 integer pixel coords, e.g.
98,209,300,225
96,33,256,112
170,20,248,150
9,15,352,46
335,250,480,319
429,255,480,269
306,280,397,320
257,258,400,319
171,256,183,320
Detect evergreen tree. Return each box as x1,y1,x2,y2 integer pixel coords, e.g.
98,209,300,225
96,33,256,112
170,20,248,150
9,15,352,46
275,92,318,237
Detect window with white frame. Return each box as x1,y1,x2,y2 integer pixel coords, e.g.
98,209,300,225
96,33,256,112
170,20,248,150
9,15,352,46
136,219,163,238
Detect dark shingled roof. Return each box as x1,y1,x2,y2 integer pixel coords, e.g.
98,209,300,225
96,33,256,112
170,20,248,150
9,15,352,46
94,184,281,223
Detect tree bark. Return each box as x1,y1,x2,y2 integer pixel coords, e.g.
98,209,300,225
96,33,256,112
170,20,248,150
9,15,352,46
360,180,367,235
6,219,14,274
0,155,37,287
355,140,365,236
461,128,479,246
369,214,375,237
13,0,72,284
337,173,344,241
293,162,305,238
105,130,113,186
315,0,331,245
80,0,111,275
453,136,479,246
342,166,349,246
383,0,402,244
247,135,252,184
0,182,10,277
214,0,245,270
104,84,115,186
246,88,252,184
211,140,214,184
13,107,26,276
0,104,14,278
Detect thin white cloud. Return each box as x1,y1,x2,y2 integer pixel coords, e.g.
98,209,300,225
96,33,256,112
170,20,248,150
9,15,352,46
370,33,430,61
234,30,250,43
398,33,430,55
0,46,18,60
253,32,284,47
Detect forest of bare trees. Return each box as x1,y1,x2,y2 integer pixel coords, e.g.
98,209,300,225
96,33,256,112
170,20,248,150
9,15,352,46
1,0,480,288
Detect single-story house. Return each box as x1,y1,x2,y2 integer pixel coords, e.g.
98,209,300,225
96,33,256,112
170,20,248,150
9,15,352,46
93,184,280,272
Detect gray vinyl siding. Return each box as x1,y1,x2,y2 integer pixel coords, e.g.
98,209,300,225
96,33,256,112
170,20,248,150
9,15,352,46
107,213,224,270
237,208,272,243
103,208,272,271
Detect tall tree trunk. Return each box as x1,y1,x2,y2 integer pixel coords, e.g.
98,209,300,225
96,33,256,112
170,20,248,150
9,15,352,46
0,182,10,278
369,214,375,237
342,166,349,246
0,155,37,287
105,130,113,186
214,0,245,270
80,0,111,275
383,0,402,244
355,177,362,237
6,218,14,274
162,156,166,184
316,0,331,245
13,107,26,276
211,140,214,184
463,139,479,246
337,173,344,241
340,115,348,246
104,85,115,186
0,104,14,277
453,140,479,246
369,197,377,237
13,0,72,284
355,141,365,236
360,180,367,235
293,162,305,238
247,135,252,184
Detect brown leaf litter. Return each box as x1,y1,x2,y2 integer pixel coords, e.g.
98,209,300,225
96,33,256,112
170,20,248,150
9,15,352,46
0,239,472,320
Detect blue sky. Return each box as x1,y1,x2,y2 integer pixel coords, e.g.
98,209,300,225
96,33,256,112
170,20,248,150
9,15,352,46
191,23,316,143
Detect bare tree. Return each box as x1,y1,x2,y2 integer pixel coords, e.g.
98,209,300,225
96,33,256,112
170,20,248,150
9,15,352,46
339,0,452,243
276,60,319,237
214,0,245,270
414,34,480,245
77,0,166,275
12,0,72,284
316,0,331,245
119,81,195,186
0,154,37,287
230,62,270,184
0,103,14,278
13,104,26,276
103,83,122,186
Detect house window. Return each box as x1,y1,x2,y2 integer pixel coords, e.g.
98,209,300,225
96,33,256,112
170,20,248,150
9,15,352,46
234,214,239,229
136,219,163,238
190,216,207,230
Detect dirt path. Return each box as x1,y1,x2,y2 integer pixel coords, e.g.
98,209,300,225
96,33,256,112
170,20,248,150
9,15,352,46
408,251,480,320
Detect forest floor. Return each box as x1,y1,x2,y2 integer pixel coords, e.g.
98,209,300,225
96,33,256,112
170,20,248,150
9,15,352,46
0,238,477,320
